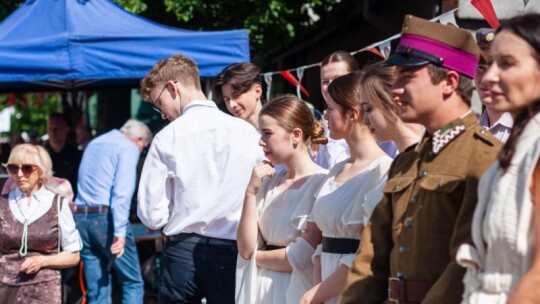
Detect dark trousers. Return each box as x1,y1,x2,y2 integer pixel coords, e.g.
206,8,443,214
158,234,237,304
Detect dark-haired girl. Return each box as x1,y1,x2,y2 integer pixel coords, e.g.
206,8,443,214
458,13,540,303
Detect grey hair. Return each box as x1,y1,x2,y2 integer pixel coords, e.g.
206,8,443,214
120,119,153,146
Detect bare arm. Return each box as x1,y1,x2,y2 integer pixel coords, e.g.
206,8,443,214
508,158,540,304
237,161,275,259
20,251,80,274
301,264,349,304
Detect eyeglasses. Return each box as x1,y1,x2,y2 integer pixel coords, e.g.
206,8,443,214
5,164,38,175
151,81,178,115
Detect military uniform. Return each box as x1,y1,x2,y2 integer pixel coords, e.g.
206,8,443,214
341,112,501,303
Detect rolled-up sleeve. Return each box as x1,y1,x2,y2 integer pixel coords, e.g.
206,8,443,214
60,198,83,252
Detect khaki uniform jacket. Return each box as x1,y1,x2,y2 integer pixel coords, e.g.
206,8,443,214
341,112,502,304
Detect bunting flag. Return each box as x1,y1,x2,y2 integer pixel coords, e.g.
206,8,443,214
367,47,385,59
263,73,273,102
261,0,500,101
280,70,310,97
471,0,500,28
296,68,305,99
439,10,458,26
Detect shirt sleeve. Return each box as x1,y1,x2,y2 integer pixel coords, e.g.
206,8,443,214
137,137,173,230
59,197,83,252
110,142,140,237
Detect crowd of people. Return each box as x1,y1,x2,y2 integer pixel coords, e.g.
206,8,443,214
0,12,539,304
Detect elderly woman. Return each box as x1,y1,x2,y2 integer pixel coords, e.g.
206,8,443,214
0,144,82,303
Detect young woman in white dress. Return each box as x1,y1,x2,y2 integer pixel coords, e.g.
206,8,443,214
300,71,393,304
236,94,329,304
359,62,424,155
456,14,540,304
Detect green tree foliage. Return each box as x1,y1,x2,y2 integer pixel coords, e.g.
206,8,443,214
0,93,62,136
0,0,343,58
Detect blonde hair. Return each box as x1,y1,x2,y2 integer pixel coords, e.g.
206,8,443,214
140,54,201,101
7,144,53,184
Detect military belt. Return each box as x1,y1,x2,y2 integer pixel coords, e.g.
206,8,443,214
388,277,433,303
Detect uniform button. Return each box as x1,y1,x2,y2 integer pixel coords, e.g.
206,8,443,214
410,195,419,204
428,150,434,157
480,129,486,134
405,220,413,228
393,184,401,191
396,271,405,279
419,170,428,178
399,245,409,253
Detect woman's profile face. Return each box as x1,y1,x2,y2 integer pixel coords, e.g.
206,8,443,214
258,114,294,165
484,30,540,114
360,93,393,142
221,83,262,122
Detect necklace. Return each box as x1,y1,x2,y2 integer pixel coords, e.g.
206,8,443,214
15,197,40,257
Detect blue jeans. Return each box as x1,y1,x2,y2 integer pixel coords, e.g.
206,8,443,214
75,212,144,304
159,236,237,304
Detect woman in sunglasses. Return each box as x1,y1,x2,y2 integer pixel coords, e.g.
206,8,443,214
0,144,82,303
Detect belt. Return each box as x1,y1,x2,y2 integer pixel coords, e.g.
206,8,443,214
321,237,359,254
166,233,237,247
76,206,109,214
263,245,286,251
388,277,433,303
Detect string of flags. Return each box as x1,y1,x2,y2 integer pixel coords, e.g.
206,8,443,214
265,0,500,100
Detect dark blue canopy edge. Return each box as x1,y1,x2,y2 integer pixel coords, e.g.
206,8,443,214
0,0,250,91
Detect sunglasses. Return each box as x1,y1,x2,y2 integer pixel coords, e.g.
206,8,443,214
5,164,38,175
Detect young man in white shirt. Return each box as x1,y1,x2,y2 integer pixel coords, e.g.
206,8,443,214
137,54,262,304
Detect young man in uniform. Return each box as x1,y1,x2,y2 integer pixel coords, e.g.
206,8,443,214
341,15,502,303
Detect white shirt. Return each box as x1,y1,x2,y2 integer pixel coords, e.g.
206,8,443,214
137,100,263,240
9,187,83,252
479,111,513,143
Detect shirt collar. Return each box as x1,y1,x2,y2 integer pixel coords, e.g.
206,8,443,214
183,100,218,114
10,185,49,204
430,111,477,155
479,111,514,129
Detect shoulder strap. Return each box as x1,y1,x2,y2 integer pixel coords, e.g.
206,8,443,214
54,194,63,253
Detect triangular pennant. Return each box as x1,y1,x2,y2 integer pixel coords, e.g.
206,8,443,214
471,0,500,29
263,73,273,102
378,41,392,59
366,47,385,59
439,10,458,27
280,70,310,98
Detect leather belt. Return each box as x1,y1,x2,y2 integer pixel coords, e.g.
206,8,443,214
263,245,286,251
76,206,109,214
321,237,360,254
166,233,237,247
388,277,433,303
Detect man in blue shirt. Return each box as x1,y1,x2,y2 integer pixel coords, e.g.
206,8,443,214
75,119,153,304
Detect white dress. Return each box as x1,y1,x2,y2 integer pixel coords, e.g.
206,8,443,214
457,114,540,303
236,168,328,304
311,155,392,304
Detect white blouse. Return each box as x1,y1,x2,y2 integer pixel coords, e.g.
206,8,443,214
8,187,83,252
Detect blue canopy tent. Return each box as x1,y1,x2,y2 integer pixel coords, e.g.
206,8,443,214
0,0,250,91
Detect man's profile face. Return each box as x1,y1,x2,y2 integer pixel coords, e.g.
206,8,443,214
391,65,441,125
47,117,69,145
